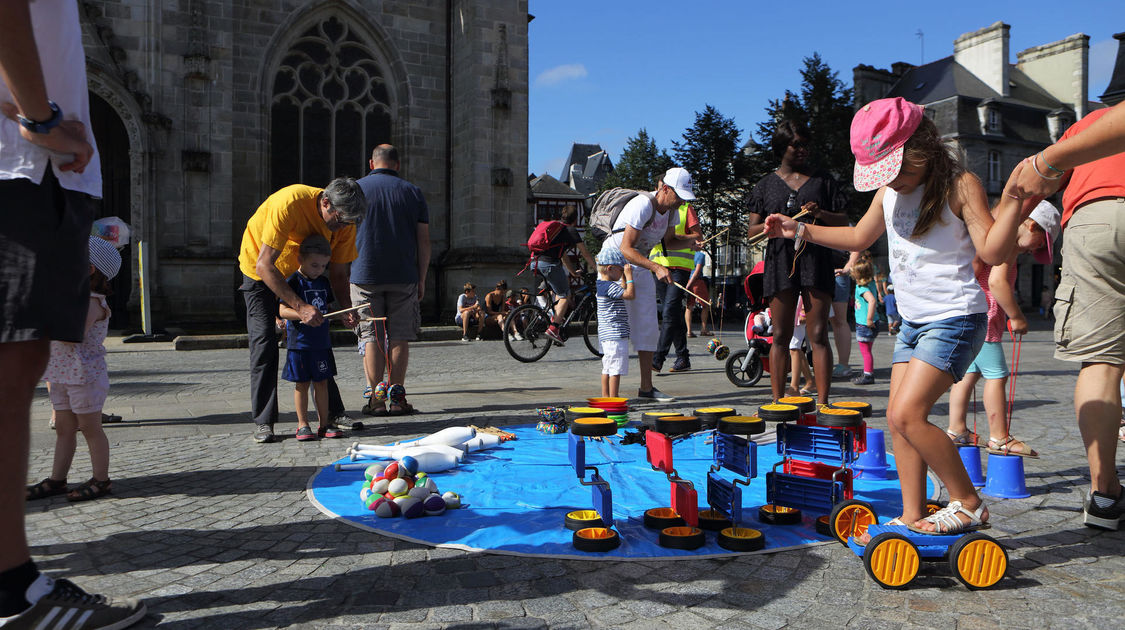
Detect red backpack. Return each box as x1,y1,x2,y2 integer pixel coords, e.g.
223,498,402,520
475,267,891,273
526,220,565,254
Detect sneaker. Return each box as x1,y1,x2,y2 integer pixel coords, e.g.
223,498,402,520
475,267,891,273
637,388,675,403
475,335,483,341
513,331,524,341
318,425,344,439
461,336,470,342
1083,488,1125,530
295,426,316,441
652,358,664,373
4,574,146,630
832,364,853,379
851,372,875,385
669,358,691,373
544,325,565,346
253,424,274,443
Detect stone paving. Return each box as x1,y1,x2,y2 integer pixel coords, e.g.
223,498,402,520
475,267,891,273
24,325,1125,629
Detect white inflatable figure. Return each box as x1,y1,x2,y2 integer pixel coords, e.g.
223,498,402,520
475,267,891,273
461,434,502,452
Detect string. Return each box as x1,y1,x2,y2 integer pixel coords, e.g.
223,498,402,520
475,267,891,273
370,305,392,384
1005,322,1022,436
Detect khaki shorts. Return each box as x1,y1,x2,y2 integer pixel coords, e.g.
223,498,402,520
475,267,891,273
350,283,420,343
1053,198,1125,365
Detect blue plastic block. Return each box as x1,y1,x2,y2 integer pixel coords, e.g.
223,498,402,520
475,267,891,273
568,432,585,478
707,471,743,517
776,423,853,465
590,472,614,529
713,432,757,478
765,471,843,514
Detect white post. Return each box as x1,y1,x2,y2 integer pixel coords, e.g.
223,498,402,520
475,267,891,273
138,239,153,336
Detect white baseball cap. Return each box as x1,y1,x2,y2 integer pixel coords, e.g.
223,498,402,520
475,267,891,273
1027,200,1061,265
662,167,696,201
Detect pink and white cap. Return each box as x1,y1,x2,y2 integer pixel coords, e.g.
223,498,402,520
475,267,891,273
1027,200,1061,265
851,97,925,192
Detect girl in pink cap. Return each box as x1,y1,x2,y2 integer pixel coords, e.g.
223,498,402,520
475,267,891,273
763,97,1028,536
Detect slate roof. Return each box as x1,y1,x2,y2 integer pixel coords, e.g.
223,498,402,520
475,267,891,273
529,173,584,199
886,55,1066,111
560,143,606,181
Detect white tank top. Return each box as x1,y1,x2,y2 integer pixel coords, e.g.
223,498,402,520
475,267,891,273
883,186,986,323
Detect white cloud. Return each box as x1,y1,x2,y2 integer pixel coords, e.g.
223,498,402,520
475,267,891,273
535,64,588,87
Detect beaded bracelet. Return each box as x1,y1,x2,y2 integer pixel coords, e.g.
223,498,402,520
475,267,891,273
1039,151,1065,176
1030,153,1063,181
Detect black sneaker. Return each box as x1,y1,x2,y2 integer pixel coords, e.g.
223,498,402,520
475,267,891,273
295,426,316,441
637,388,675,403
851,372,875,385
1083,488,1125,530
253,424,274,443
669,358,691,373
3,574,146,630
318,424,343,439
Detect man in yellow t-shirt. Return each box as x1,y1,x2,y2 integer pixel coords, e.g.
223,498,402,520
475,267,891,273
238,178,366,443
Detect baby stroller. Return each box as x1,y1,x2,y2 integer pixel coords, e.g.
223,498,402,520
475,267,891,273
725,261,772,387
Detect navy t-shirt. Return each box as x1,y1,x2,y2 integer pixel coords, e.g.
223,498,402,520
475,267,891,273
352,168,430,285
284,272,334,350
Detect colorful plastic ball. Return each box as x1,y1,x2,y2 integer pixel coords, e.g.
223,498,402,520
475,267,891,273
387,383,407,405
408,486,431,500
370,477,390,495
419,477,437,494
364,463,386,482
441,491,462,509
423,494,447,516
399,455,419,476
414,472,428,487
372,497,400,518
715,345,730,360
394,495,425,518
382,461,400,480
706,338,720,354
373,381,389,402
387,478,409,497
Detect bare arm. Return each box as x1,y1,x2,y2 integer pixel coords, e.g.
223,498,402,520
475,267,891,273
416,222,431,300
0,1,93,172
619,225,671,283
861,291,876,327
278,304,301,322
763,188,887,252
806,201,849,227
575,240,596,270
959,169,1022,266
621,265,636,300
686,262,703,286
1042,101,1125,171
988,262,1027,335
255,244,323,326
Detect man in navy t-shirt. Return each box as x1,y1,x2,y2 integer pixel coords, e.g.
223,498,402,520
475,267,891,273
352,145,430,416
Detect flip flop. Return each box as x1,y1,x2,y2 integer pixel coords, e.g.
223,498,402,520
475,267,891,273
906,500,989,535
986,435,1039,458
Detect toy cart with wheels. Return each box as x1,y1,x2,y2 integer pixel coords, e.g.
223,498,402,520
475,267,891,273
846,525,1008,589
704,416,768,551
756,401,869,533
566,419,620,552
643,418,706,549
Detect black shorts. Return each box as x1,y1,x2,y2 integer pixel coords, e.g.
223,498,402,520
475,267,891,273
0,169,94,343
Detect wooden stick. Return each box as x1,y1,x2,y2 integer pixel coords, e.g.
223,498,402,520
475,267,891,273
697,227,729,247
323,302,371,319
674,281,711,306
747,209,810,247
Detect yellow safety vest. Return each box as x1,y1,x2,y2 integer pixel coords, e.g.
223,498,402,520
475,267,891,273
649,203,695,269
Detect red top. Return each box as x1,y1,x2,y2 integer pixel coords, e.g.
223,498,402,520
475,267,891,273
1060,107,1125,227
974,262,1017,343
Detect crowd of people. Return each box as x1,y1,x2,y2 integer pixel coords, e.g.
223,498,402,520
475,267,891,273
2,3,1125,627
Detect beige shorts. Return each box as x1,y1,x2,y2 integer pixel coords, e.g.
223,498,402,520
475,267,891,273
350,283,420,343
48,373,110,415
1053,198,1125,365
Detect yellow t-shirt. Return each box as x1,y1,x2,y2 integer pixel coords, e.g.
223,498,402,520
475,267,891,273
238,185,358,281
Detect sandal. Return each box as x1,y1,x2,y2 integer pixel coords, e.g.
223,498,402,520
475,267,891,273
987,435,1039,458
388,402,417,416
27,478,68,501
907,500,988,535
854,517,907,547
946,429,979,447
66,478,112,502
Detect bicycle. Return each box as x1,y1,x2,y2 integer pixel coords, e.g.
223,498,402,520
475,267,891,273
503,270,602,363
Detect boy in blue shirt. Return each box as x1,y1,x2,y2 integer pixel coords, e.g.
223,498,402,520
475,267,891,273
595,247,635,397
279,234,343,441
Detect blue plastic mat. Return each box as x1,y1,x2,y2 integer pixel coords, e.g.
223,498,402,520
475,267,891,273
307,424,935,560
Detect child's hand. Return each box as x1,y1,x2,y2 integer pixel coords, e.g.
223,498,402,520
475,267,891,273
763,214,797,239
1008,315,1029,336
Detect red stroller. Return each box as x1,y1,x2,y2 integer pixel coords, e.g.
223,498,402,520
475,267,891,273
725,261,772,387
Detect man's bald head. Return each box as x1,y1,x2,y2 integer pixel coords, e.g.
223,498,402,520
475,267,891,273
370,144,399,169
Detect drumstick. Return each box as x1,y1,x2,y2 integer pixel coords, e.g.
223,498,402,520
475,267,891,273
697,227,729,247
674,282,712,306
747,209,810,247
323,302,371,319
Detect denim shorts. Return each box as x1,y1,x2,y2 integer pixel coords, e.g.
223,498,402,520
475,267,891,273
856,323,879,343
892,312,987,380
532,259,571,298
965,340,1009,379
833,273,852,304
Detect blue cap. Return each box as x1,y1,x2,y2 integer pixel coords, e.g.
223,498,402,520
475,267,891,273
596,246,626,266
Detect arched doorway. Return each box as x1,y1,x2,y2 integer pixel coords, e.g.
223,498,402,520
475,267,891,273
88,92,132,329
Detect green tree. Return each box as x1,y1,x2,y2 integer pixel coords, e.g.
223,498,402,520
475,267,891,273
672,105,749,279
752,54,865,220
601,128,673,192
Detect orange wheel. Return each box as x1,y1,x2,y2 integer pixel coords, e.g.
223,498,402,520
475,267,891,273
718,527,765,552
658,526,705,550
829,400,873,417
717,415,765,435
572,527,620,552
777,396,815,414
564,510,604,531
757,504,801,525
816,406,862,428
654,415,701,435
757,403,800,423
570,416,617,437
643,507,685,530
698,509,732,531
949,533,1007,589
863,533,920,589
828,500,878,545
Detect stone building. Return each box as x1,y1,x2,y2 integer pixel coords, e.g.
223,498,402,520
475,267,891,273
853,21,1097,308
78,0,529,328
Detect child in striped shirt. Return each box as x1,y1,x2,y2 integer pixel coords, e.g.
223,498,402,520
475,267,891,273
595,246,635,397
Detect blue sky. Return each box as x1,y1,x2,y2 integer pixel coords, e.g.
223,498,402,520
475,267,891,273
528,1,1124,179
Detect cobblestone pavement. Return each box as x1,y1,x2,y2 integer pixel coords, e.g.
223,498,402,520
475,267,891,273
25,326,1125,628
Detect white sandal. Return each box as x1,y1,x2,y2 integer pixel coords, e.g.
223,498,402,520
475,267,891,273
946,429,978,447
907,500,989,535
987,435,1039,458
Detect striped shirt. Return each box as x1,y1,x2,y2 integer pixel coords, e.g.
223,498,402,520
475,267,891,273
596,279,629,341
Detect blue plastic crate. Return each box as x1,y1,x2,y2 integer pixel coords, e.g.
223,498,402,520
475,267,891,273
776,423,853,465
765,471,845,514
713,432,756,478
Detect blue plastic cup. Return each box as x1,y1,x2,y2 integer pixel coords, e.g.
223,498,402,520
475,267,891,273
959,445,985,487
983,452,1030,499
854,428,890,480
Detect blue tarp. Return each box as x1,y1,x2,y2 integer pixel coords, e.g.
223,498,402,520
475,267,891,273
307,425,934,560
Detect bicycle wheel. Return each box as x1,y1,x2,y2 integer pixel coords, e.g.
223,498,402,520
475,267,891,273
581,305,602,358
504,304,553,363
725,349,763,387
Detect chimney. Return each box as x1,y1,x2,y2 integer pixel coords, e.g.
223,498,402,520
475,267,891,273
1100,32,1125,106
954,22,1010,97
1017,32,1090,118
